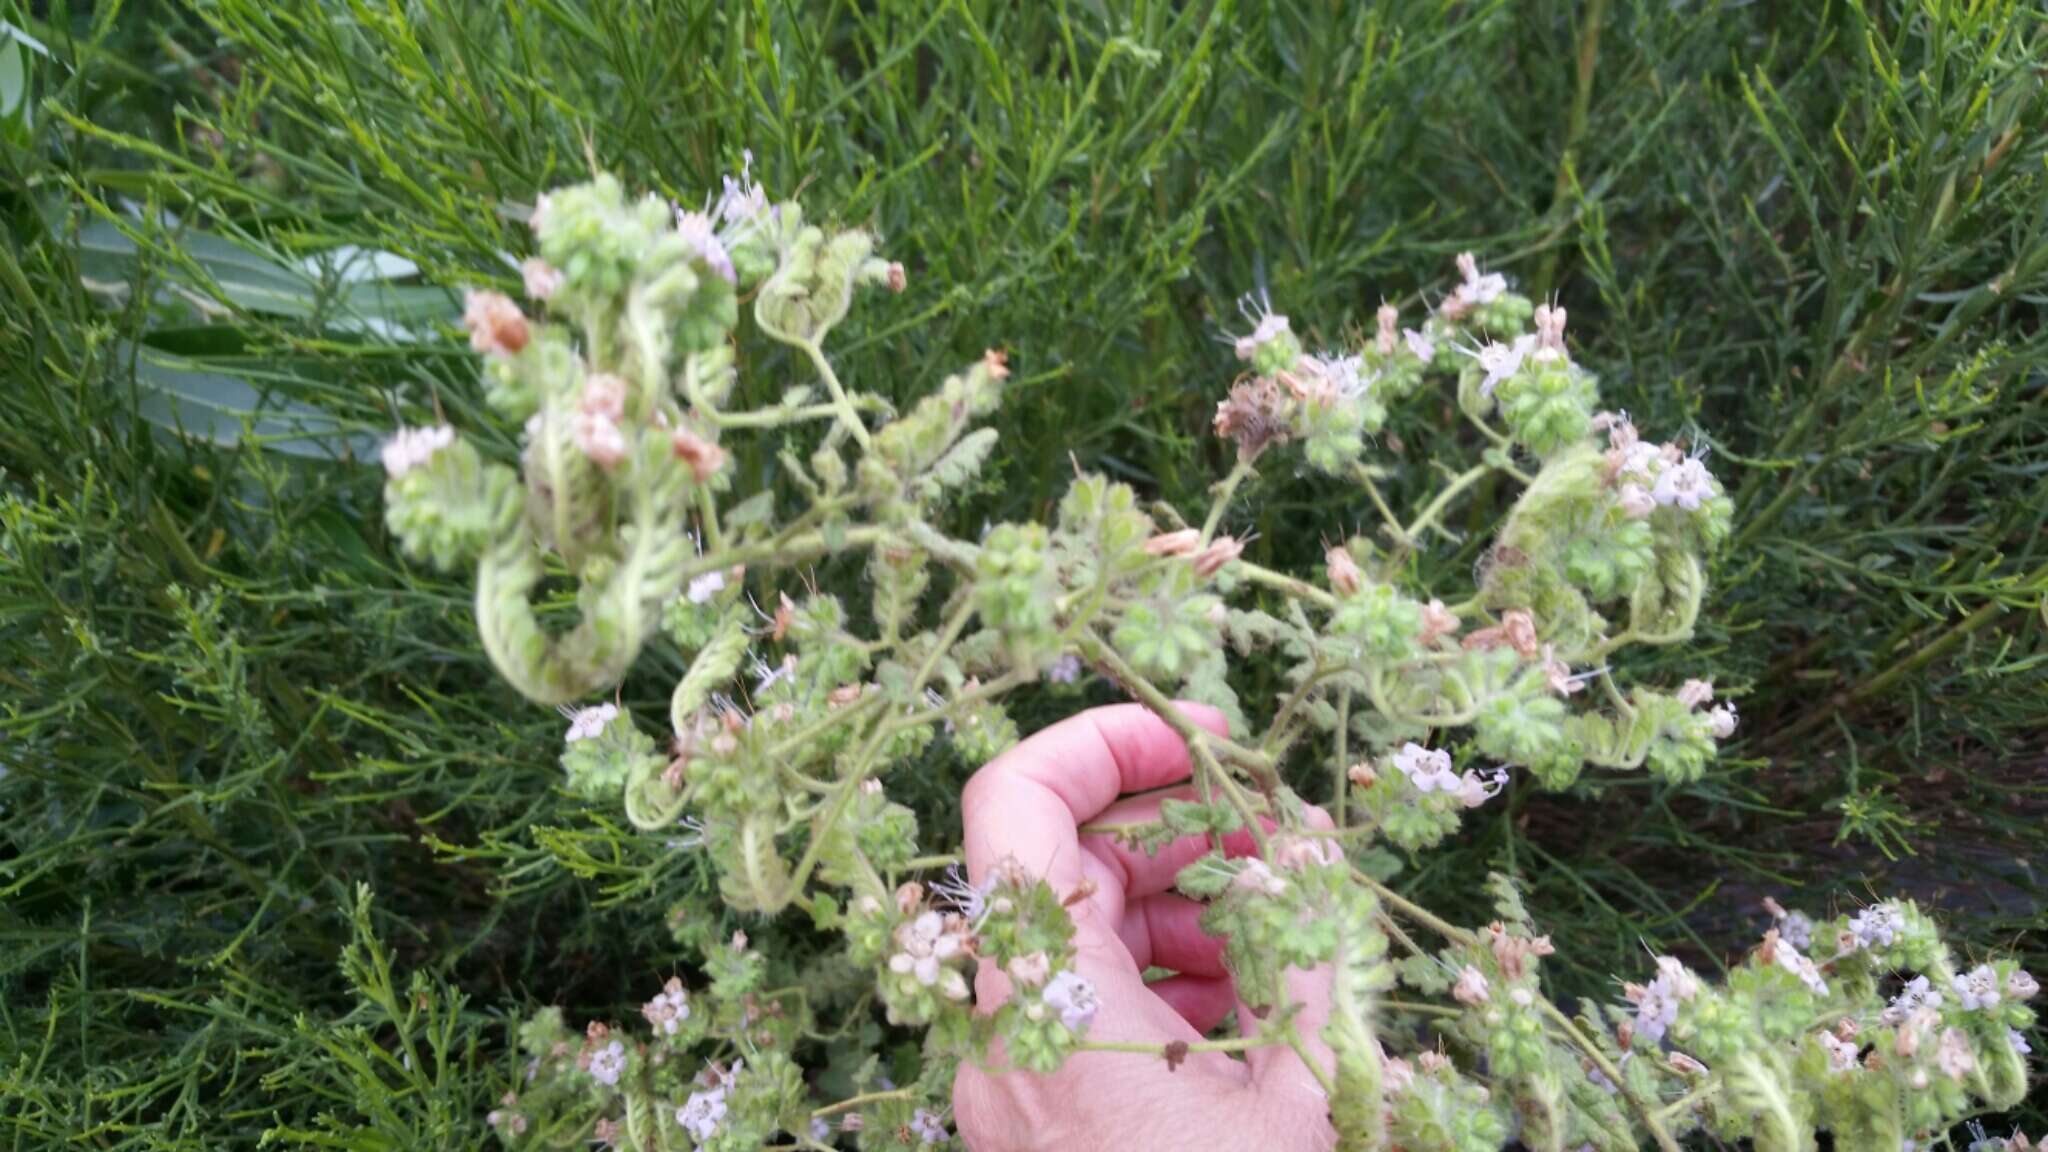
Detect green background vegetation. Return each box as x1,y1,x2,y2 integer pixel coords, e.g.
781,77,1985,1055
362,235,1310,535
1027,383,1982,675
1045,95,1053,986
2,0,2042,1145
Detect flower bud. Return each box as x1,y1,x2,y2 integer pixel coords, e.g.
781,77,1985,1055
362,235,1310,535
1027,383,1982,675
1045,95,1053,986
1192,535,1244,578
1326,546,1363,596
463,290,529,356
521,259,563,301
1144,528,1202,558
581,372,627,420
671,426,727,483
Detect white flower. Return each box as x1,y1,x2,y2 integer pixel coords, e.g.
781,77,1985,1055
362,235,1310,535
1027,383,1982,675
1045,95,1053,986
1231,858,1290,897
1631,956,1700,1047
1818,1030,1859,1072
1231,298,1291,363
1676,679,1715,710
587,1040,627,1086
642,977,690,1035
674,209,737,285
1466,335,1534,398
1954,964,2004,1011
381,424,455,478
675,1084,728,1142
1848,903,1902,949
574,411,628,469
1454,769,1509,809
1046,653,1083,684
1705,705,1738,740
1617,483,1656,519
1777,910,1814,951
686,571,727,605
1452,966,1491,1005
889,911,969,1000
520,258,562,301
931,863,999,923
1390,743,1459,794
2006,968,2038,1000
1305,352,1371,400
1770,937,1829,996
717,150,771,228
1042,970,1100,1033
1452,252,1508,307
563,702,618,744
1938,1026,1977,1081
1652,457,1715,511
909,1108,950,1145
1404,328,1436,364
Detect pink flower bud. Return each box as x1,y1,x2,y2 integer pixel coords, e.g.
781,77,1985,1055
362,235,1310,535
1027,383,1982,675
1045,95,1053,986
1192,536,1244,578
521,259,563,301
1144,528,1202,558
462,290,529,356
581,372,627,420
1326,547,1364,597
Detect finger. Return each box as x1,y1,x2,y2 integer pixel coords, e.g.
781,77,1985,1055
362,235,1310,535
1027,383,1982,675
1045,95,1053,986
1117,893,1228,978
1147,973,1238,1034
1083,788,1280,900
961,702,1229,898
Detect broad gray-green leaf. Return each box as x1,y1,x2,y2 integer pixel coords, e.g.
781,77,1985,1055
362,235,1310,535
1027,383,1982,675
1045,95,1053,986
127,344,371,461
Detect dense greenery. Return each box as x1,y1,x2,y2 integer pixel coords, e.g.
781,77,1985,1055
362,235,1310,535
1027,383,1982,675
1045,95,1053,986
1,1,2041,1147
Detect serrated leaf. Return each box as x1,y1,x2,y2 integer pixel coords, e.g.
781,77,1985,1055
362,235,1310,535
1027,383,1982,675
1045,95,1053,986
917,426,998,499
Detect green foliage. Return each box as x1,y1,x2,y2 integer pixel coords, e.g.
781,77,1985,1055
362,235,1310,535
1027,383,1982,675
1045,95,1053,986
2,1,2044,1149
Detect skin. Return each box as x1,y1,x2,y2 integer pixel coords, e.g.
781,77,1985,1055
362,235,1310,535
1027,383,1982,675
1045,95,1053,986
951,703,1339,1152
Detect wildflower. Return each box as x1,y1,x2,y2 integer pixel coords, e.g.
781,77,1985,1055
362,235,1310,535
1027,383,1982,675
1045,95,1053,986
1419,598,1460,646
1764,931,1829,996
1007,951,1052,988
1273,834,1336,871
1042,970,1100,1033
1212,376,1290,460
686,571,727,605
642,977,690,1035
485,1106,529,1136
587,1039,627,1086
1405,328,1436,364
575,411,629,469
1390,743,1459,794
1232,858,1290,897
1486,923,1555,979
675,1083,728,1143
463,289,530,356
1763,897,1815,951
1938,1027,1977,1082
1953,964,2004,1011
1617,483,1656,519
1847,903,1901,949
1046,653,1082,684
1375,304,1399,356
673,209,737,285
910,1109,950,1145
671,426,727,483
1883,975,1944,1025
381,424,455,478
2007,969,2039,1000
931,863,1002,923
1454,768,1509,809
1346,761,1377,788
1230,294,1291,363
1452,966,1491,1005
751,653,797,695
1301,352,1370,400
521,258,563,301
1503,609,1540,658
1652,456,1715,511
1192,535,1245,578
716,149,771,228
1540,645,1583,696
1704,704,1738,739
1452,252,1508,308
1592,410,1636,447
1629,956,1700,1047
1465,335,1534,398
2010,1029,2032,1056
888,911,970,1000
563,702,619,743
1383,1056,1416,1094
1676,679,1715,709
1818,1030,1859,1072
581,372,628,420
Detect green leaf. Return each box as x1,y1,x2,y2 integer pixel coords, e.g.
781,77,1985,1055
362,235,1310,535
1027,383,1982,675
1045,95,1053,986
126,343,370,460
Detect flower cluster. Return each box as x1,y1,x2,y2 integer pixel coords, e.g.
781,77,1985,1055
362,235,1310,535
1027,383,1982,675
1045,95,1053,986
384,172,2032,1151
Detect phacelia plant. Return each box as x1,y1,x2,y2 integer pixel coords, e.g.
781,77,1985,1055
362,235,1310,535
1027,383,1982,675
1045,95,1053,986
383,167,2035,1151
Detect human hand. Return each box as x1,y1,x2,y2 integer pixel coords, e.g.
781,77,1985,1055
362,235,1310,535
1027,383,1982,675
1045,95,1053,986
951,703,1338,1152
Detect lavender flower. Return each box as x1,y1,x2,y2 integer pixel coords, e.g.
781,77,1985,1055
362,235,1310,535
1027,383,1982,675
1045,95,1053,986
1041,970,1100,1033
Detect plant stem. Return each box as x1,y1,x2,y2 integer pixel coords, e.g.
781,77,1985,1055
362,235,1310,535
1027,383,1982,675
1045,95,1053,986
1237,560,1337,609
812,1088,915,1118
1201,459,1255,540
1537,998,1683,1152
801,339,872,451
1403,465,1490,545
